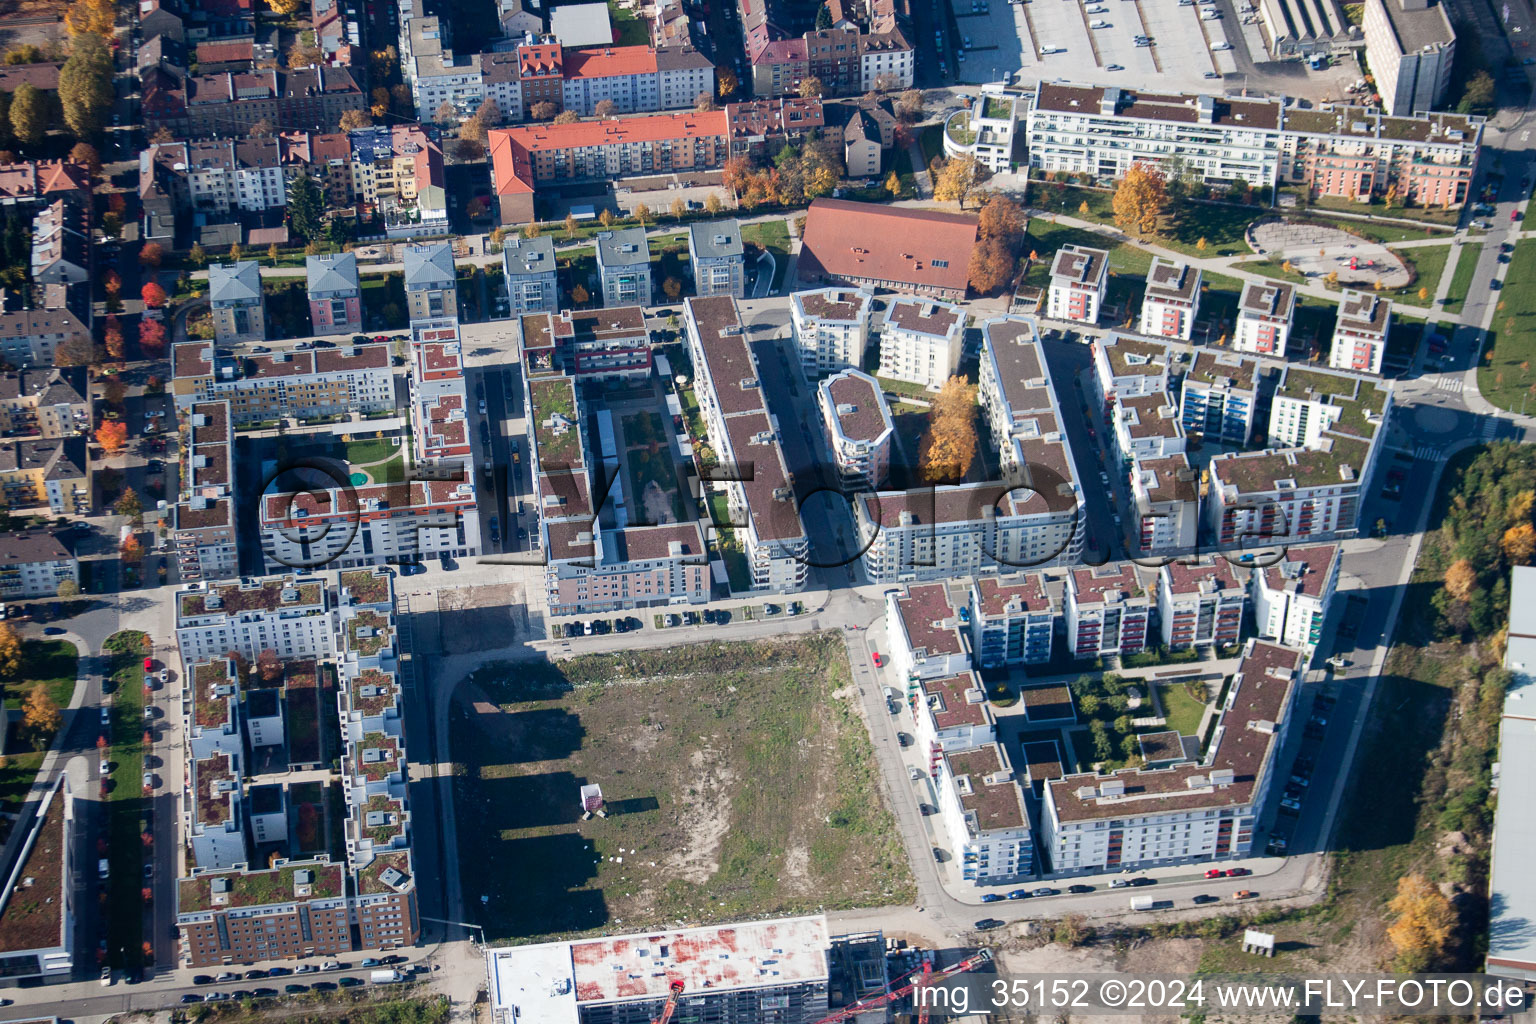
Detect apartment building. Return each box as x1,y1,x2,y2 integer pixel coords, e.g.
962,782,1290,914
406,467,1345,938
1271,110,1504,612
1042,640,1301,872
970,572,1059,668
1362,0,1455,116
1181,350,1259,445
188,749,246,869
1139,258,1201,341
0,531,78,599
790,286,873,377
208,262,267,343
1280,105,1480,207
1158,558,1245,649
1110,392,1186,464
909,670,996,757
305,253,363,337
524,365,709,614
170,340,394,425
559,44,714,115
885,583,971,681
687,219,746,298
175,577,334,662
878,298,965,387
0,438,89,514
177,858,352,967
1131,453,1199,556
407,17,484,120
1209,373,1391,544
747,24,912,98
0,776,74,983
1046,245,1107,324
1329,290,1392,376
685,296,808,593
406,317,475,466
549,306,651,378
0,306,91,368
0,369,87,438
30,198,89,285
175,402,239,583
487,918,833,1024
1026,84,1285,187
594,228,653,307
149,67,366,139
349,125,448,237
725,96,826,158
501,234,560,315
797,199,978,302
1090,334,1177,409
1251,543,1340,653
260,476,479,571
817,368,893,489
489,111,730,225
403,243,458,321
481,51,526,123
155,139,286,215
1065,562,1153,658
937,743,1034,886
860,29,914,90
1233,280,1296,356
941,92,1017,173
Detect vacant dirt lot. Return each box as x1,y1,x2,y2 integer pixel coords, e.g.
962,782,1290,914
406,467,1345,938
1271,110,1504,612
451,634,914,942
434,583,532,653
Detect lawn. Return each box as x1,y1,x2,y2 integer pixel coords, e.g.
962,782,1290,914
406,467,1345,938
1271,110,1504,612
103,631,148,971
1031,183,1260,258
0,750,46,845
1024,218,1153,276
1154,681,1208,737
4,638,78,715
1441,242,1481,315
625,446,687,524
1390,243,1451,307
340,437,399,468
608,0,648,45
450,635,914,942
1478,239,1536,413
741,220,792,291
918,124,944,169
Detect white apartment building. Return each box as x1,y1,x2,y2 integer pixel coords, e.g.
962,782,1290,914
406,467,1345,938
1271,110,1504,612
884,583,971,681
175,576,335,663
1090,334,1178,409
977,317,1082,481
1065,562,1153,658
178,140,287,215
941,92,1017,174
970,573,1059,668
1232,280,1296,356
817,369,893,489
910,670,996,757
0,531,78,599
859,32,915,91
1041,641,1301,873
260,479,480,572
1046,245,1107,324
170,342,395,425
937,743,1034,887
1131,453,1198,556
481,51,526,123
502,235,560,315
1157,558,1246,650
174,401,239,583
1181,350,1259,446
1025,83,1285,188
1252,543,1340,653
186,657,242,760
1111,392,1186,463
1139,258,1201,341
685,296,807,593
1362,0,1455,117
1268,365,1393,449
656,48,715,110
188,750,246,870
1329,290,1392,376
409,18,484,119
790,287,873,376
878,297,965,387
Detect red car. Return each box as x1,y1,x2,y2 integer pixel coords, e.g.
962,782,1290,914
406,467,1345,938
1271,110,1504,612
1227,867,1251,877
143,656,154,671
872,652,883,668
1205,868,1226,878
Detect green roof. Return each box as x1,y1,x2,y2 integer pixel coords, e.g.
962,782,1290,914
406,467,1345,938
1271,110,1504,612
178,861,345,913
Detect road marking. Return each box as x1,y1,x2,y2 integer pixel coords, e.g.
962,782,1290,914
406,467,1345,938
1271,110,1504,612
1482,419,1499,439
1436,376,1465,393
1414,445,1442,461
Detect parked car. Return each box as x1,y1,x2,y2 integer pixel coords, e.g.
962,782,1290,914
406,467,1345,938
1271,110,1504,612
1032,887,1059,897
1233,889,1256,899
1192,894,1220,905
1067,884,1095,893
974,918,1005,930
1227,867,1251,876
1006,889,1031,900
981,893,1004,903
872,652,883,667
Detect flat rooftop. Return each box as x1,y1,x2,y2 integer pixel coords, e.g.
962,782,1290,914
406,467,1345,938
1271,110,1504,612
946,744,1027,832
920,672,991,730
1144,258,1200,304
487,917,831,1024
895,583,964,658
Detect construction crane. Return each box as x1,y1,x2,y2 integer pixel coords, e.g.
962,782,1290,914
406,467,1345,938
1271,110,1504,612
810,949,993,1024
650,979,685,1024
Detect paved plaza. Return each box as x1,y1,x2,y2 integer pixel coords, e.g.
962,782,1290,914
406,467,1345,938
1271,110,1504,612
1249,219,1411,288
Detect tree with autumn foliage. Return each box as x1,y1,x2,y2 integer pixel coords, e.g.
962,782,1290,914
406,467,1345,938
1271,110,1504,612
22,688,61,749
918,377,979,484
1503,522,1536,565
103,315,125,361
120,534,144,563
139,318,168,357
95,420,128,455
139,242,164,268
1386,873,1455,972
0,622,20,678
969,194,1025,294
141,281,167,308
933,155,982,206
1112,163,1168,239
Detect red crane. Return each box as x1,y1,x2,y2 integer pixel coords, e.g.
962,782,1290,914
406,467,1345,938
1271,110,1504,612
810,949,993,1024
651,980,685,1024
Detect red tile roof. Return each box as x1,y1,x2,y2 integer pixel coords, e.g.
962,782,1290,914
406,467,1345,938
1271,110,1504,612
490,110,729,196
798,199,977,297
563,45,658,79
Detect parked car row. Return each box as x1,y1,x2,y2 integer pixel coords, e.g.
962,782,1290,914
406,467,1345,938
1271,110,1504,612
554,617,642,638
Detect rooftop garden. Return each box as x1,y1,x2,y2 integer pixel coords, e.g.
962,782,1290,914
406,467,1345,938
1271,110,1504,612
0,786,66,954
345,610,394,657
177,862,345,912
358,849,414,896
340,569,391,606
347,668,399,717
286,671,323,766
361,793,406,847
180,578,324,618
945,110,976,147
194,659,235,730
195,752,235,826
528,376,581,467
982,96,1013,122
356,733,401,782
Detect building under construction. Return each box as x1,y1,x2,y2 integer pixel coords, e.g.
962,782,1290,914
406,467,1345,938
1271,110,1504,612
486,916,835,1024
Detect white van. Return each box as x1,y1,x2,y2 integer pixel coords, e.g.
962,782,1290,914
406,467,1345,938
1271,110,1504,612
1041,43,1066,52
1089,18,1110,26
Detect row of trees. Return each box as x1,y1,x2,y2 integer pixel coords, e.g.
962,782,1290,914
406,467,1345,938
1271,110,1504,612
968,194,1026,295
720,139,843,211
0,22,113,154
918,376,978,485
1435,442,1536,637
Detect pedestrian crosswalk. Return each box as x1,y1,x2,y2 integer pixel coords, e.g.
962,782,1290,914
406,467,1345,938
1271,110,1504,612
1414,445,1442,461
1481,418,1499,440
1436,376,1465,393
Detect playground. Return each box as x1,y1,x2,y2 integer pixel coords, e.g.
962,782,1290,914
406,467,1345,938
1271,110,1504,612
1248,220,1411,289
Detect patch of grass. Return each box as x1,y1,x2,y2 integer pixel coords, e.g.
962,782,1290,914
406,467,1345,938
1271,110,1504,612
1025,218,1153,276
1153,681,1207,737
103,630,148,969
1389,243,1451,307
4,638,78,714
452,635,914,942
1478,240,1536,413
741,220,791,291
608,0,649,46
626,446,687,523
918,124,944,169
1441,242,1481,315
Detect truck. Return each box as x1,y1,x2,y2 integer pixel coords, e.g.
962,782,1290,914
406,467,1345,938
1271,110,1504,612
1130,896,1171,911
370,970,406,984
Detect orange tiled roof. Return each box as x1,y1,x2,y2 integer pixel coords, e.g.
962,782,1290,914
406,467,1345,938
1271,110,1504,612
563,45,658,79
489,110,728,195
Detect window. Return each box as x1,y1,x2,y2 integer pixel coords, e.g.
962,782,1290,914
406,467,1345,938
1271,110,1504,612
932,259,949,268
